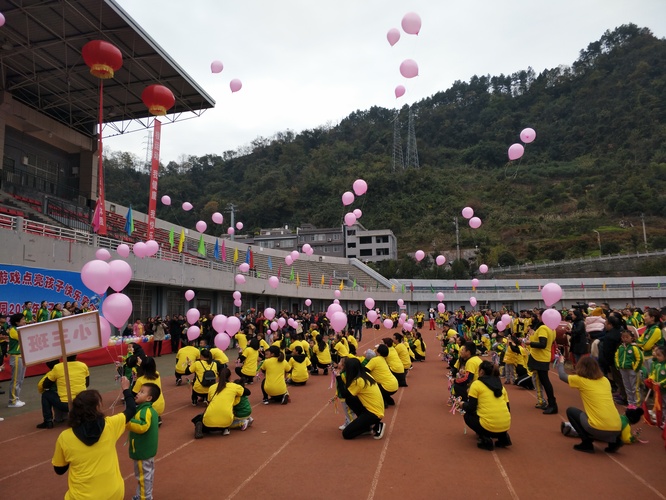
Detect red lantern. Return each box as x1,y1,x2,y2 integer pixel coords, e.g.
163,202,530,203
82,40,123,79
141,85,175,116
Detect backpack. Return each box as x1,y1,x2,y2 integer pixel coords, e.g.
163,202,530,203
199,361,217,387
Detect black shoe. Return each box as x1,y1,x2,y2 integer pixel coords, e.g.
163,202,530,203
374,422,385,440
573,442,595,453
36,421,54,429
496,433,512,448
604,439,623,453
158,416,163,427
543,404,558,415
194,421,203,439
477,436,494,451
281,394,290,405
323,369,328,375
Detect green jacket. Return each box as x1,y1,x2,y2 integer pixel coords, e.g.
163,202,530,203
614,343,643,371
128,402,159,460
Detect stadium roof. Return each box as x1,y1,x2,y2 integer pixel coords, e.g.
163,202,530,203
0,0,215,138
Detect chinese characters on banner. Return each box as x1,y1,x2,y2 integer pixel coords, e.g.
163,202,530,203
18,311,102,366
146,119,161,241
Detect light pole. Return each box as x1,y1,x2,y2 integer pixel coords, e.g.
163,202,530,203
592,230,601,256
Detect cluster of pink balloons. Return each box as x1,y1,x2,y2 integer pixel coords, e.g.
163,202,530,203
508,127,536,161
233,290,242,308
81,257,133,333
343,179,368,227
387,12,422,98
117,240,159,259
301,243,314,256
461,206,482,229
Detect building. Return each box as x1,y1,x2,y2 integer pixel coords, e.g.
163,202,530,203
344,222,397,262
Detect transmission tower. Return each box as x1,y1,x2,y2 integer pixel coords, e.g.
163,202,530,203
405,107,420,169
392,111,404,172
142,132,153,173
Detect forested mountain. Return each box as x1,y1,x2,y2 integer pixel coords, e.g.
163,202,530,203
105,24,666,278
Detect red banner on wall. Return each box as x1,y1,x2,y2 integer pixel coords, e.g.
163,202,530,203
93,82,107,235
147,119,161,241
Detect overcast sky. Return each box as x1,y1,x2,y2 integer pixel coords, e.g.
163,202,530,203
108,0,666,164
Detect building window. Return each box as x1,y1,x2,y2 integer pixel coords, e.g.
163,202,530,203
347,243,356,248
360,249,372,256
333,246,341,252
359,236,372,244
375,235,389,243
323,246,329,253
333,234,341,240
316,234,325,241
348,254,356,259
376,248,389,256
347,230,356,236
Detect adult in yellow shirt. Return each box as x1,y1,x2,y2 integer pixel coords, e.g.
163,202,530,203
236,338,260,385
175,342,200,385
261,346,291,404
555,356,622,453
185,349,219,406
235,330,248,353
393,333,412,371
333,333,349,362
337,357,386,440
381,338,407,387
452,342,483,400
210,346,230,368
52,377,136,500
526,309,558,414
310,336,332,375
193,368,246,438
463,361,512,451
367,346,399,406
288,345,311,385
38,355,90,429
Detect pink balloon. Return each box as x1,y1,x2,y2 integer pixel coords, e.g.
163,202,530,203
520,128,536,144
225,316,241,336
232,291,241,300
196,221,207,233
479,264,489,274
108,259,132,293
387,28,401,46
353,208,362,219
234,274,246,285
496,321,506,332
471,278,479,287
212,314,228,333
353,179,368,196
277,317,286,328
462,207,474,219
365,297,375,309
397,299,404,306
330,311,348,332
333,299,340,305
116,244,130,258
234,298,242,307
133,242,147,259
469,217,482,229
436,255,446,266
81,260,111,295
401,11,422,35
399,59,419,78
264,308,276,321
227,227,235,235
395,85,406,98
437,303,446,313
236,222,244,230
344,212,357,227
185,289,195,301
383,318,393,329
326,303,343,320
288,318,297,329
238,263,250,273
470,297,477,307
542,309,562,330
404,322,413,332
182,202,193,211
95,248,111,261
99,317,112,346
290,250,299,261
270,321,279,332
342,191,355,206
302,243,312,254
508,143,525,161
541,282,563,307
502,314,512,326
437,292,444,301
214,333,230,351
101,293,133,329
187,325,200,341
145,240,159,257
367,310,378,323
334,290,341,298
186,308,200,325
211,60,224,73
305,299,312,307
230,79,242,93
415,250,425,262
268,276,279,289
285,255,293,266
212,212,223,224
161,195,171,206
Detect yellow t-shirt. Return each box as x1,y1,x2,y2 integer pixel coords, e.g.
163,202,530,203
347,335,358,350
313,343,332,364
459,355,482,381
385,347,405,374
468,380,511,433
394,343,412,370
241,347,260,377
175,346,200,374
133,374,165,415
288,356,311,383
204,382,244,428
48,361,89,402
365,357,398,392
235,333,248,351
210,347,229,365
567,375,621,431
261,357,290,396
190,360,218,394
52,413,127,500
347,377,384,419
529,325,555,363
334,340,349,357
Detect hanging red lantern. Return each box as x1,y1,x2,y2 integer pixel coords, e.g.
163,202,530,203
82,40,123,79
141,85,175,116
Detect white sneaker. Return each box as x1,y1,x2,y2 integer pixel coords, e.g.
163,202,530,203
339,424,347,430
0,417,5,421
8,400,26,408
223,428,230,436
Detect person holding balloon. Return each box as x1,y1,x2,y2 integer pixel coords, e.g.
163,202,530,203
525,310,558,414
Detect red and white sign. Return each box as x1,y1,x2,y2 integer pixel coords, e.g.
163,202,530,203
18,311,102,366
146,119,161,241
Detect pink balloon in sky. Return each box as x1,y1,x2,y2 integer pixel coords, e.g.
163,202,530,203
234,274,246,285
238,263,250,273
508,143,525,161
210,60,223,74
401,12,422,35
81,259,111,295
102,292,133,329
185,289,195,301
236,222,243,230
305,299,312,307
462,207,474,219
161,195,171,206
400,59,419,78
116,243,130,258
470,297,477,307
342,191,355,206
344,212,357,227
196,220,207,233
212,212,223,224
285,255,293,266
541,282,563,307
436,255,446,266
395,85,406,99
479,264,489,274
542,308,562,330
353,179,367,196
353,208,362,219
95,248,111,261
414,250,425,262
436,292,444,301
182,202,193,211
365,297,375,310
227,227,235,235
230,79,242,93
387,28,401,46
268,276,279,289
471,278,479,287
520,128,536,144
469,217,482,229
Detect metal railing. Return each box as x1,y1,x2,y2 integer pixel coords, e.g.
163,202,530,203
496,250,666,273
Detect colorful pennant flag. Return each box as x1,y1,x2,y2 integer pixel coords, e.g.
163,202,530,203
124,205,134,236
178,228,185,253
168,228,174,250
221,240,227,261
339,280,344,291
289,267,295,281
233,247,239,263
197,235,206,256
267,256,273,270
214,239,220,260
